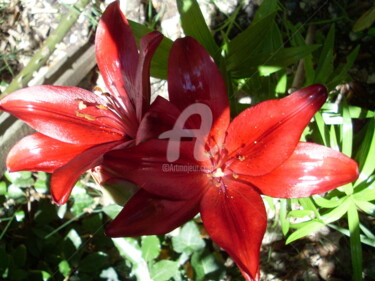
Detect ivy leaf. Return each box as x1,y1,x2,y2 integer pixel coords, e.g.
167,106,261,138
150,260,179,281
172,221,205,254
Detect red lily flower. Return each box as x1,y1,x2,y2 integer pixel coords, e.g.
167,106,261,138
102,37,359,280
0,2,163,205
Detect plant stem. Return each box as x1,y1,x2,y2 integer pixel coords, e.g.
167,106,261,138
0,0,91,98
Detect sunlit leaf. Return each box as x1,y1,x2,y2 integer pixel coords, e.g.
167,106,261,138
150,260,179,281
141,236,160,262
348,200,362,281
353,6,375,32
172,221,205,254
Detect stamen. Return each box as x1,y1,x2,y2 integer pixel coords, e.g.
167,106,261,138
232,173,239,179
76,111,96,121
213,168,225,178
78,101,87,110
237,155,245,161
96,104,108,110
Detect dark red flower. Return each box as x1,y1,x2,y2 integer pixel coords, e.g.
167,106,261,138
103,37,359,281
0,2,163,204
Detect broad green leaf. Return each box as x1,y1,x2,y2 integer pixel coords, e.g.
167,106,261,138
112,237,151,281
12,245,26,268
0,181,6,195
172,221,205,254
229,45,320,78
355,117,375,184
128,20,172,79
141,236,160,262
191,250,220,281
353,6,375,32
286,220,325,244
101,204,122,219
150,260,179,281
79,252,107,272
66,229,82,249
348,200,363,281
176,0,219,62
58,260,71,277
275,73,287,94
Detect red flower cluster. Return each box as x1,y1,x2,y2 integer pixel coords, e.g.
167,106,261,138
0,2,358,280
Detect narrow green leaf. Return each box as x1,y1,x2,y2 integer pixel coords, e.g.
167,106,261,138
226,12,276,73
298,197,320,219
150,260,179,281
341,100,353,157
348,200,363,281
348,106,375,119
353,6,375,32
287,209,314,219
253,0,279,23
329,223,375,248
329,45,360,88
176,0,219,61
355,117,375,184
321,197,350,224
279,199,290,236
313,195,344,209
315,25,335,84
353,180,375,201
354,199,375,215
229,45,320,78
314,111,328,146
141,236,160,262
329,125,339,152
286,220,325,244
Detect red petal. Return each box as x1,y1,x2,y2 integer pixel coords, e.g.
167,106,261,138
95,1,138,104
168,37,230,145
226,84,327,176
103,139,207,200
134,31,164,121
106,189,200,237
200,180,267,281
6,133,92,173
0,86,125,145
242,142,359,198
51,140,124,205
136,96,182,144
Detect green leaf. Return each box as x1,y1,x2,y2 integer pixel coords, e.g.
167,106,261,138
341,100,353,157
355,117,375,185
227,12,276,74
191,250,220,281
348,200,363,281
315,25,335,84
150,260,179,281
229,45,320,78
253,0,279,23
279,199,290,236
128,20,172,79
286,220,325,244
141,236,160,262
353,180,375,201
287,209,315,219
58,260,71,277
320,197,351,224
101,204,122,219
79,252,107,272
0,182,6,195
176,0,219,62
355,199,375,215
353,6,375,32
112,238,151,281
172,221,205,254
12,245,26,267
313,195,344,209
329,45,360,88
